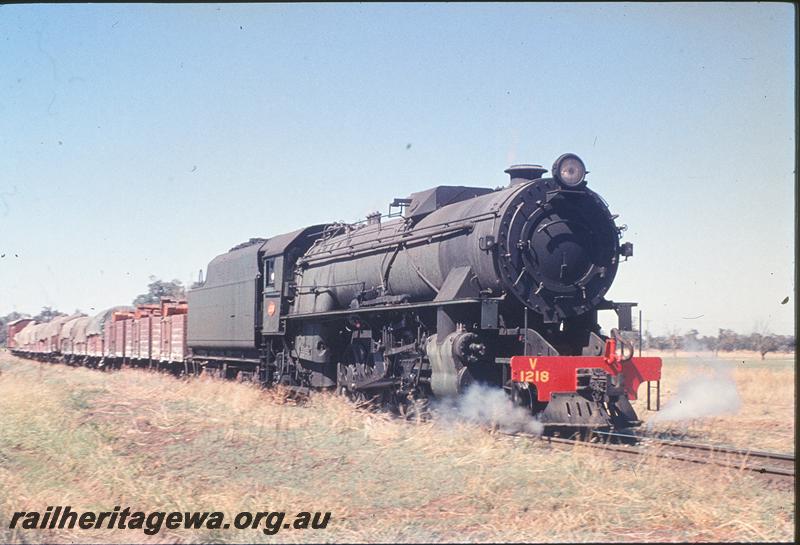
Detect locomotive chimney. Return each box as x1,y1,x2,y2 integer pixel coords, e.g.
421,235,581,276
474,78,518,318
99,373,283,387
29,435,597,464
505,164,548,186
366,211,382,225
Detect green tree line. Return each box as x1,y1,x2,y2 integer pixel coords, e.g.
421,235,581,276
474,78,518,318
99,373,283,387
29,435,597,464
641,326,795,359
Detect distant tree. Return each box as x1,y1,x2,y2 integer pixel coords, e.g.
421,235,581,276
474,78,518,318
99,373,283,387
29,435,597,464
665,326,682,357
630,327,641,352
757,335,778,360
0,311,28,346
682,329,700,351
642,330,656,351
607,327,792,356
3,311,26,323
33,306,66,323
133,276,186,305
700,335,719,355
650,334,668,351
752,321,779,360
717,328,738,352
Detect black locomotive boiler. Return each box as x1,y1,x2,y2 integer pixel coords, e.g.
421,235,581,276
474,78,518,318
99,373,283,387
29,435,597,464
187,154,661,430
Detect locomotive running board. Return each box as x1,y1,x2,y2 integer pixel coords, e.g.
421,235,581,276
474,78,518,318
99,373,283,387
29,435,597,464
285,297,503,320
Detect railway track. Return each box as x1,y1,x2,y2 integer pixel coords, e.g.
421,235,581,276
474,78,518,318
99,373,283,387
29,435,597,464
502,430,795,481
593,430,795,477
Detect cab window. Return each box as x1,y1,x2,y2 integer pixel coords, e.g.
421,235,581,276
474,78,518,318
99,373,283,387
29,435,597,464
265,259,276,288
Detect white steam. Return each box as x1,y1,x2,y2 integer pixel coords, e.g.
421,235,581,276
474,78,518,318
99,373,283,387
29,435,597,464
649,361,741,424
433,383,543,435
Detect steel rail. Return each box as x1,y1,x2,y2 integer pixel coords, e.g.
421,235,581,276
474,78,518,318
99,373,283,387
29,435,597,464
592,429,795,462
500,432,795,478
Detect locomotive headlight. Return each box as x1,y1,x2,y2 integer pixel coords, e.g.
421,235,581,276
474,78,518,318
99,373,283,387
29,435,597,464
552,153,587,188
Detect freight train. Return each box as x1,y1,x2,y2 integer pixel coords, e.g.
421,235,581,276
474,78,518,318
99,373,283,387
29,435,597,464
8,153,662,431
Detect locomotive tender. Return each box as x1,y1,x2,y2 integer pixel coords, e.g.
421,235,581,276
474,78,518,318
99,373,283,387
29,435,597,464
10,154,661,430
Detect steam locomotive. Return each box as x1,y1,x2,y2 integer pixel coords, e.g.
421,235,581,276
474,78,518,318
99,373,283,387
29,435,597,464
10,153,661,430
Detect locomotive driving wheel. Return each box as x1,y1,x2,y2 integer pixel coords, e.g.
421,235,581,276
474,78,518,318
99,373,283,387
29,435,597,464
337,340,385,406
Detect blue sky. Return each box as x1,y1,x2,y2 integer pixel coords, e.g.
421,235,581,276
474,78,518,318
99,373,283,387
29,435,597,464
0,3,795,335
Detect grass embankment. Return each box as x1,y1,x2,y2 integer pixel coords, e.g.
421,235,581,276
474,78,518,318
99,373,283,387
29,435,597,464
0,351,794,543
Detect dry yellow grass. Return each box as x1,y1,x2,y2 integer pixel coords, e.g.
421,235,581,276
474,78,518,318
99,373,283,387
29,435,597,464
0,350,794,543
633,354,795,452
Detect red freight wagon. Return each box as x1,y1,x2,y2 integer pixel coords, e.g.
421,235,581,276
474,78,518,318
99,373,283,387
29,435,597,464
161,317,171,361
72,316,90,359
30,324,41,353
37,322,49,354
135,316,148,361
43,315,70,354
8,320,34,352
15,322,35,352
151,315,162,362
24,323,39,352
41,321,54,354
88,306,133,363
133,305,160,364
168,314,187,362
160,299,188,364
109,311,135,360
88,335,102,358
114,319,124,358
104,318,115,359
6,318,34,349
59,319,75,355
35,324,45,353
59,315,86,356
87,310,106,360
125,318,136,362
